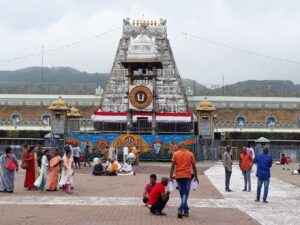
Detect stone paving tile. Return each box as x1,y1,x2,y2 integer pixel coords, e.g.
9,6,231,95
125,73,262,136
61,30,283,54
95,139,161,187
0,205,260,225
1,162,298,225
205,164,300,225
134,164,208,174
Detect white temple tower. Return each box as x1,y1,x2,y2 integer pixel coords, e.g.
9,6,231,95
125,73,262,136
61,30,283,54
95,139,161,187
92,18,193,134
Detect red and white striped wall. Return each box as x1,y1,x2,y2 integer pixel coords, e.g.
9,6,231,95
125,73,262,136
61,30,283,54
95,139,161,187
91,108,192,122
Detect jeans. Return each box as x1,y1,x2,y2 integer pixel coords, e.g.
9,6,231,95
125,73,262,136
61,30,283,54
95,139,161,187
150,196,169,213
176,178,192,213
242,171,251,191
225,170,232,190
257,178,269,201
84,153,90,166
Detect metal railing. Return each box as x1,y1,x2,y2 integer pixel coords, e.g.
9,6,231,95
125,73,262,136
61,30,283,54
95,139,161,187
2,118,300,134
0,82,100,95
218,140,300,162
216,122,298,129
92,119,193,134
192,84,300,97
0,138,45,159
0,120,50,126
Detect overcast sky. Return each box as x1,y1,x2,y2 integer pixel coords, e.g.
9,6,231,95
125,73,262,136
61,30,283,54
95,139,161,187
1,0,300,85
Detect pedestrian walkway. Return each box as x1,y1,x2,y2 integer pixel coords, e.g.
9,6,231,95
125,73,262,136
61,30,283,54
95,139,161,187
205,164,299,225
0,163,298,224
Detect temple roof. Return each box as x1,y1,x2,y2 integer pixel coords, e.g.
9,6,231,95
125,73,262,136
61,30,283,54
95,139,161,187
67,106,81,117
196,98,216,111
48,96,69,110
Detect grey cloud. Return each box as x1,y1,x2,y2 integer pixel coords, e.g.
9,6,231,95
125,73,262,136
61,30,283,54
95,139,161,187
0,0,300,84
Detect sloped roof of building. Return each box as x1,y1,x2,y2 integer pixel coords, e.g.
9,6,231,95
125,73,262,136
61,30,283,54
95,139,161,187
190,96,300,103
255,137,270,143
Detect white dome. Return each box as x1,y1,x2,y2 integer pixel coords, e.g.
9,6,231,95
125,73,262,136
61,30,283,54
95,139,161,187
131,34,152,44
127,34,158,60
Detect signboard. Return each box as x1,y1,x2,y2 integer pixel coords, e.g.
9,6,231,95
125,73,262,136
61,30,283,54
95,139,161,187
129,84,153,110
199,120,212,139
52,119,64,134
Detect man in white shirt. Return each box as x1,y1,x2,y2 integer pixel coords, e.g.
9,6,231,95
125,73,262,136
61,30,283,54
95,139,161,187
127,152,136,164
109,146,115,159
246,143,255,160
123,145,129,163
73,143,81,169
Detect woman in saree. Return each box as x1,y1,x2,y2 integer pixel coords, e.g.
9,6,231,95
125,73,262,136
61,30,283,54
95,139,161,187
34,149,49,191
46,148,62,191
0,147,18,193
59,150,74,190
24,146,36,190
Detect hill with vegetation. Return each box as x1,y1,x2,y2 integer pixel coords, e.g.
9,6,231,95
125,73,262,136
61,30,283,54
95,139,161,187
0,67,108,95
0,67,298,96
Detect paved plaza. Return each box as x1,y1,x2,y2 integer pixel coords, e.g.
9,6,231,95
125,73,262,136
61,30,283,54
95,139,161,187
0,162,299,225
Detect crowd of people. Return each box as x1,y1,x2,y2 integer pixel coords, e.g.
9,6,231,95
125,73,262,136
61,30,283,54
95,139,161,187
223,144,272,203
141,143,274,218
0,142,140,193
0,143,75,193
0,140,296,219
91,144,137,176
22,144,75,192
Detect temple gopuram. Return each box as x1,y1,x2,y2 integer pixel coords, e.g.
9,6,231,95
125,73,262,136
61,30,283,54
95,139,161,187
92,18,193,135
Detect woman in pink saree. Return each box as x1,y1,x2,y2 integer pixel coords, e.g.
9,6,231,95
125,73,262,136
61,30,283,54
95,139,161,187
46,149,61,191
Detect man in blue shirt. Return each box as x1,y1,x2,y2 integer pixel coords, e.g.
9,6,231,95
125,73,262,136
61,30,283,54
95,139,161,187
253,146,273,203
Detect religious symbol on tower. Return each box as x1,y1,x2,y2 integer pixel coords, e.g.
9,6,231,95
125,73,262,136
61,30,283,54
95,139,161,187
129,85,153,110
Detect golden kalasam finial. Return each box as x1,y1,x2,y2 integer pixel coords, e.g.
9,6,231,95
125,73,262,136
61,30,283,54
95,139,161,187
196,98,216,111
48,96,69,110
67,106,81,117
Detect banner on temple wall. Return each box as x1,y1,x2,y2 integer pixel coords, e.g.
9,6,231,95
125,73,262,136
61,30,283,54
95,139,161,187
65,133,196,161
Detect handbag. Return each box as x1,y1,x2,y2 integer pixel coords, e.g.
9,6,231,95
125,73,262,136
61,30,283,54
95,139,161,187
5,158,16,172
21,160,29,169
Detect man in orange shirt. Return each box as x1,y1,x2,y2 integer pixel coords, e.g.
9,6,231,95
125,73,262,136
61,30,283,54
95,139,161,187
108,159,118,176
239,147,253,192
170,143,198,219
